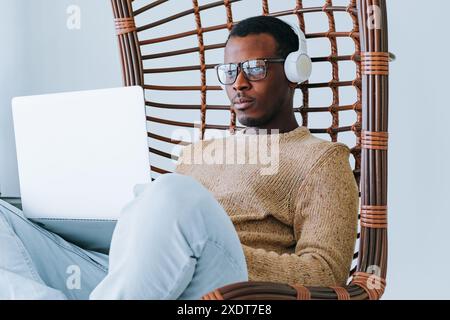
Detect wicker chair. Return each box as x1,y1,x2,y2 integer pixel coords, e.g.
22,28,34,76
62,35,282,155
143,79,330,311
110,0,391,300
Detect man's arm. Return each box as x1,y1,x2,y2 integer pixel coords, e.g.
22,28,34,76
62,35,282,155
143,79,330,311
242,145,359,287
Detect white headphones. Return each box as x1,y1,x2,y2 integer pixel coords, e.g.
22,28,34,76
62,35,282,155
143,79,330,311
220,25,312,90
284,25,312,84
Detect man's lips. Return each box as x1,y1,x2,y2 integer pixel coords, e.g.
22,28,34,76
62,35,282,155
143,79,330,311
233,98,255,111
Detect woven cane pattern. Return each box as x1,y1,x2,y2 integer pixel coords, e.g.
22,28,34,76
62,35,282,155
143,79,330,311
112,0,390,300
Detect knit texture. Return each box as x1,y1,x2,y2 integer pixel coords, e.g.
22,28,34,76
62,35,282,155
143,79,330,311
175,126,359,286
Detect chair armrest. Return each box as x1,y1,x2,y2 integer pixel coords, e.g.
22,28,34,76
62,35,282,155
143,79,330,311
202,272,386,300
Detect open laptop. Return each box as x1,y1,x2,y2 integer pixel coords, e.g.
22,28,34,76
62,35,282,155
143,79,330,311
11,86,151,253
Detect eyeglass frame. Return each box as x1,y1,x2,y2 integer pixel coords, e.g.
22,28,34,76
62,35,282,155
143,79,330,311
215,58,286,86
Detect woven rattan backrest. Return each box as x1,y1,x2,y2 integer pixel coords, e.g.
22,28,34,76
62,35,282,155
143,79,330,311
111,0,389,297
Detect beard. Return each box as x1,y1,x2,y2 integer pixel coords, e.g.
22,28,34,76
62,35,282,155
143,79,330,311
236,105,279,127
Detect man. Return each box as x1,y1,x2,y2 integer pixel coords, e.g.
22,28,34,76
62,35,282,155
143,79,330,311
0,16,358,300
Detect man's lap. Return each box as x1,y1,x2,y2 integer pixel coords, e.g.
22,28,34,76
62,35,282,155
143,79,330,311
0,199,108,299
0,173,247,300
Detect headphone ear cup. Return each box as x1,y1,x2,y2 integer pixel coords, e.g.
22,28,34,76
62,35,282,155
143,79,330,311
297,53,312,82
284,51,312,84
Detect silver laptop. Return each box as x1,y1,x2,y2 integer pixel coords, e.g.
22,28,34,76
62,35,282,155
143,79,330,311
11,86,151,253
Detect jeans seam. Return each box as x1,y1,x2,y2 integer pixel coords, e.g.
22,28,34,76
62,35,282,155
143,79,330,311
163,258,195,300
0,205,107,272
205,239,245,274
162,239,245,300
191,193,244,273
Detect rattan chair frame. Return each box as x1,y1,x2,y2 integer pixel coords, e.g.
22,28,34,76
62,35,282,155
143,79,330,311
110,0,390,300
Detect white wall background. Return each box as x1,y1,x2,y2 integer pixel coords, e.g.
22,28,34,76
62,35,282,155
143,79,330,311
385,0,450,300
0,0,449,299
0,0,27,198
0,0,122,196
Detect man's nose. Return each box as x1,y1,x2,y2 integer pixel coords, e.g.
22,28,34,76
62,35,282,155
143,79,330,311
233,69,251,91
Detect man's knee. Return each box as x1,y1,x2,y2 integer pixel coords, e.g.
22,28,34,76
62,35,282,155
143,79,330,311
154,172,203,189
145,173,208,202
127,173,211,221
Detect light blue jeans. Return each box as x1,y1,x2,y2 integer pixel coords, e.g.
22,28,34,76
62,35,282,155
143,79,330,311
0,173,248,300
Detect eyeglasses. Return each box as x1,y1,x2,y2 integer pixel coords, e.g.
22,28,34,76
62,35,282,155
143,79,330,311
215,58,285,85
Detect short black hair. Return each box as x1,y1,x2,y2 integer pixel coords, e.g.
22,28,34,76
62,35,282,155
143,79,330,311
227,16,299,59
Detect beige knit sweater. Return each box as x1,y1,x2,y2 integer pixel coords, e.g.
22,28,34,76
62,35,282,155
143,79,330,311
175,126,359,286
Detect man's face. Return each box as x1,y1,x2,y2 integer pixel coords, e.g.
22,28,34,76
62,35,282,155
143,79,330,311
224,33,292,127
